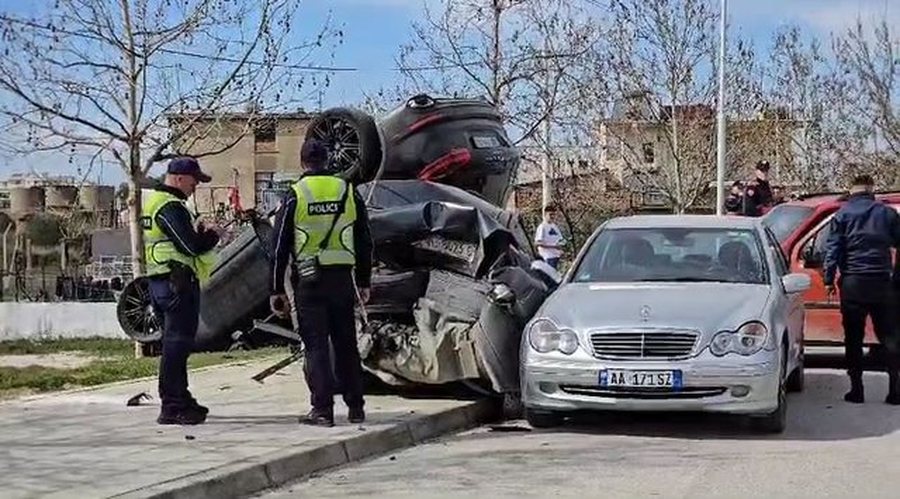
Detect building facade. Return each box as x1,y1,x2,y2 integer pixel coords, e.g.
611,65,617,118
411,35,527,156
167,112,315,215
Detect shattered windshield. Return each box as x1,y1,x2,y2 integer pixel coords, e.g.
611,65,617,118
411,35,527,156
572,227,768,285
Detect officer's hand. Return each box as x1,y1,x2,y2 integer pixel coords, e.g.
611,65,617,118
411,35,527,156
826,285,836,300
208,224,226,237
270,294,289,318
357,287,371,305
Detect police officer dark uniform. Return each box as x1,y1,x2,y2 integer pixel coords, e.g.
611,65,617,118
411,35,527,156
142,157,221,425
743,160,774,217
270,139,373,427
824,174,900,405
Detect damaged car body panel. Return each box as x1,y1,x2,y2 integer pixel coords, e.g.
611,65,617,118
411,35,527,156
356,180,558,394
118,95,556,401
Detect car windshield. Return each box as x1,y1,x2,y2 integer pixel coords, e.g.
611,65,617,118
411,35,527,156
572,227,768,284
762,205,814,243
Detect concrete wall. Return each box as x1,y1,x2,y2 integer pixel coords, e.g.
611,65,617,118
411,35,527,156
0,302,126,341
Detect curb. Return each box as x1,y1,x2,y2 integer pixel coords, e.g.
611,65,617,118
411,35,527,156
111,399,499,499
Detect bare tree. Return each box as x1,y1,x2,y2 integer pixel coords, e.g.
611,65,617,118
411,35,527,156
597,0,773,213
832,19,900,186
0,0,341,277
396,0,602,146
764,20,899,192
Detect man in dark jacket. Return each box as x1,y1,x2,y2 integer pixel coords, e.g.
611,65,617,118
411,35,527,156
269,140,374,426
724,181,745,215
824,174,900,405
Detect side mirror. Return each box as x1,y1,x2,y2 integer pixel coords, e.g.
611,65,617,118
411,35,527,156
782,273,812,294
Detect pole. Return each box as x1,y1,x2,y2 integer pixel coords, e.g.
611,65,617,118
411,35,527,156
541,42,552,211
715,0,728,216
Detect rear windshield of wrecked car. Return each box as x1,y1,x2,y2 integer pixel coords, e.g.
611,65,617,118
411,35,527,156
572,227,768,285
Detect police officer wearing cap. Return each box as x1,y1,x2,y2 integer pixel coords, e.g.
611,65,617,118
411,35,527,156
270,139,373,427
142,157,222,425
743,160,774,216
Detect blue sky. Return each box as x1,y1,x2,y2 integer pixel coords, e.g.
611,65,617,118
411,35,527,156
0,0,896,184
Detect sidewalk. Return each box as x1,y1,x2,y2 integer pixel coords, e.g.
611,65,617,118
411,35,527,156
0,358,493,499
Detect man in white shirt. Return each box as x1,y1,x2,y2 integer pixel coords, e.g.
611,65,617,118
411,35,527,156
534,204,565,270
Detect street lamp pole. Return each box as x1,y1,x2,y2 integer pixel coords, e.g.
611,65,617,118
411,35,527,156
715,0,727,215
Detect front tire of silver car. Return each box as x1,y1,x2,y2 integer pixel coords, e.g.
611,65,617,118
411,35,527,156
525,408,563,429
752,350,787,434
787,347,805,393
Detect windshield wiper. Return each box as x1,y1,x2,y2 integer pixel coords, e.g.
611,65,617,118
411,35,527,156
635,277,729,283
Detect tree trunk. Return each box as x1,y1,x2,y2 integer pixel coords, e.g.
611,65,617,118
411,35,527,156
127,175,144,278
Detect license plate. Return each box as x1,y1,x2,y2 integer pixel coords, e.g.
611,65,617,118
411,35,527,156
599,369,683,389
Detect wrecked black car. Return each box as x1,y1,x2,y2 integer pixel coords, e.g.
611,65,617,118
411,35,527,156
118,95,557,407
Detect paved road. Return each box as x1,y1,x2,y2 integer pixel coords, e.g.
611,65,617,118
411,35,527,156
264,368,900,499
0,359,472,499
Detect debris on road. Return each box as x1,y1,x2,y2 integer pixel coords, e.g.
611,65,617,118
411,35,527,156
125,392,152,407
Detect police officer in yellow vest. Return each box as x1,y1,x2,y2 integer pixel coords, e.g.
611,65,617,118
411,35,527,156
270,139,373,427
143,157,222,425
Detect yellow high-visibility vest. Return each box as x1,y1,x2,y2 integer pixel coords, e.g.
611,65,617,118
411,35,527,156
141,189,216,283
291,176,356,266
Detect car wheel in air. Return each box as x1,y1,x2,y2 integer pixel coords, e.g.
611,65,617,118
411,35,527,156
304,107,382,183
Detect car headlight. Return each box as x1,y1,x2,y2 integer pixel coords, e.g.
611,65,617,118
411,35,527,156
528,319,579,355
709,321,769,357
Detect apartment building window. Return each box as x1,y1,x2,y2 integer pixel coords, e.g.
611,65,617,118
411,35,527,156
255,122,276,142
642,142,655,164
254,120,277,152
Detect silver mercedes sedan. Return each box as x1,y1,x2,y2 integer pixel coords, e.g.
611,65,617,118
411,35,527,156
520,215,811,433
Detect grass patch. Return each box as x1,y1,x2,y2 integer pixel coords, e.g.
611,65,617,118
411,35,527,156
0,337,135,357
0,338,283,398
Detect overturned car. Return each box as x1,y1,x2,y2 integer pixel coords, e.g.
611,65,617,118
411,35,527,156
118,95,556,406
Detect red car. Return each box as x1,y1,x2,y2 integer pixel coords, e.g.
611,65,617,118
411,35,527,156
763,192,900,345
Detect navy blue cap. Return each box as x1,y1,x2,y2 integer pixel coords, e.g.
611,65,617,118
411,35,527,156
301,139,329,169
167,157,211,183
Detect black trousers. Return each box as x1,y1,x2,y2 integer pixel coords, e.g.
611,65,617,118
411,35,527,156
293,268,364,413
148,275,200,411
839,275,900,378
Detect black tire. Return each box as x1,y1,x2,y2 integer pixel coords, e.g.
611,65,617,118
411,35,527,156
525,408,563,429
117,277,162,343
305,107,382,183
502,392,524,420
786,347,805,393
751,349,788,434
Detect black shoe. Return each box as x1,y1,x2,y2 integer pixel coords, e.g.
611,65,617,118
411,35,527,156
886,373,900,405
157,407,207,425
844,377,864,404
189,399,209,416
348,407,366,424
300,410,334,427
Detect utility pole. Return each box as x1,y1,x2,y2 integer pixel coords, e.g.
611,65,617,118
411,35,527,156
715,0,728,215
541,38,552,211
